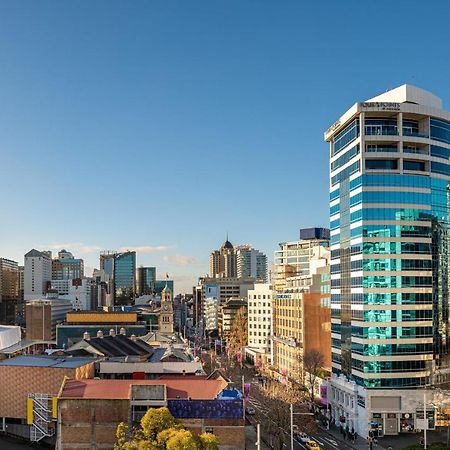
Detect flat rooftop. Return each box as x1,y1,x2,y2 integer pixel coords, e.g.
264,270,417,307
60,378,228,400
0,355,94,369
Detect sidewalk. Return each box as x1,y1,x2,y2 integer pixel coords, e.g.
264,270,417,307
319,424,387,450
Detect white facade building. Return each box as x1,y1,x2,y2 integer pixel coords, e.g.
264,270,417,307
247,283,272,354
204,297,219,332
51,278,92,310
236,245,267,282
24,249,52,301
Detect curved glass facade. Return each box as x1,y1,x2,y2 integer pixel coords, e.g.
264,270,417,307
329,107,450,389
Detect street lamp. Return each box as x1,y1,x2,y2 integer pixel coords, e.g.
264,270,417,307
290,403,314,450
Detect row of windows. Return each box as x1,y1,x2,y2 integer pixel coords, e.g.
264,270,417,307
331,144,360,171
332,275,432,288
350,174,430,190
350,208,432,223
333,309,433,322
330,292,433,305
365,159,427,172
360,258,432,271
331,161,360,186
351,325,432,339
350,225,432,239
361,242,431,255
431,161,450,177
349,190,431,207
351,342,433,356
430,118,450,145
332,119,359,155
431,144,450,160
352,359,426,373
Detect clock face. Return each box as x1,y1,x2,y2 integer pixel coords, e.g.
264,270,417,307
163,304,169,311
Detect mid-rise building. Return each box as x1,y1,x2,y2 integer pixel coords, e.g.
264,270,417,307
246,283,272,364
26,294,73,340
218,297,247,341
0,258,19,324
236,245,268,282
51,278,93,310
52,249,84,280
325,84,450,436
136,266,156,296
273,229,329,293
272,233,330,386
24,249,52,301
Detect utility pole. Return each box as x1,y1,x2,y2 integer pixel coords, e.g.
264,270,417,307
290,403,294,450
424,391,427,450
256,423,260,450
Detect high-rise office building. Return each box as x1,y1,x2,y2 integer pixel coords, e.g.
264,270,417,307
0,258,19,324
24,249,52,301
136,267,156,296
99,251,136,305
326,85,450,436
52,249,84,280
236,245,268,282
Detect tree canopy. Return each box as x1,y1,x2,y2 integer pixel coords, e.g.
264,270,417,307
114,407,218,450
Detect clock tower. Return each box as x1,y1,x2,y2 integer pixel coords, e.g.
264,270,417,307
159,284,174,334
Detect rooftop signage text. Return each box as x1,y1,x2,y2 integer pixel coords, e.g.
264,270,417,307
326,120,341,135
360,102,401,111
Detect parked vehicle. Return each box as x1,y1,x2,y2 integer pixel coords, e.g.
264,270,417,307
246,406,256,415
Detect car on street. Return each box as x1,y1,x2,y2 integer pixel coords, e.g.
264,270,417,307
297,432,312,443
246,406,255,415
305,440,320,449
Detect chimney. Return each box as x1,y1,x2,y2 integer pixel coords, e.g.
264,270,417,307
83,332,90,341
97,330,104,338
130,334,137,341
109,328,115,337
120,327,126,335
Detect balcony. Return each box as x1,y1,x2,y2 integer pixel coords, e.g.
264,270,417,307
403,129,429,138
365,126,399,136
365,145,398,153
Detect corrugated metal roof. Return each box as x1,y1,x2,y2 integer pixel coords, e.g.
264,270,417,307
0,355,94,368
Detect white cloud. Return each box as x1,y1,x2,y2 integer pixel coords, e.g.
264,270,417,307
39,242,101,254
118,245,171,254
162,255,198,266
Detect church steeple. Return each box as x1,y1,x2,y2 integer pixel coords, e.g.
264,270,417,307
159,281,173,334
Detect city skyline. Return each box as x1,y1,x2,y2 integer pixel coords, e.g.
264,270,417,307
3,2,450,293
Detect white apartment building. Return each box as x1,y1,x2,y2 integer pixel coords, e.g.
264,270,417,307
247,283,272,353
245,283,272,367
204,297,219,333
236,245,268,282
24,249,52,301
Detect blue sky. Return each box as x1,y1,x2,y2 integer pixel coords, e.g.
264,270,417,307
2,1,450,293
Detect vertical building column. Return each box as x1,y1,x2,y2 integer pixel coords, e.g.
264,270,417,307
398,112,403,174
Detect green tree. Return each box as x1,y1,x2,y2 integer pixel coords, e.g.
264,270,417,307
141,407,180,442
114,407,219,450
198,433,219,450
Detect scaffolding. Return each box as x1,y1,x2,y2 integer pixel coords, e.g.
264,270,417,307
28,393,55,442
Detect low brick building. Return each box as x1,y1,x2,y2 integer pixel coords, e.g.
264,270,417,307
57,377,245,450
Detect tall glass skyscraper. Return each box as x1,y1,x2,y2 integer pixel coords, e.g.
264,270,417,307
136,266,156,296
114,251,136,305
326,85,450,437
